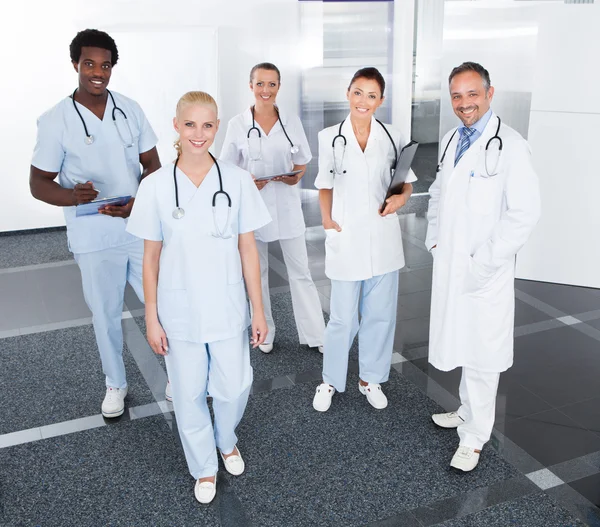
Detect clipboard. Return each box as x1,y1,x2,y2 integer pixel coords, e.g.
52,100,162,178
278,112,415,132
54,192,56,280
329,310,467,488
255,170,302,182
75,195,132,217
380,141,419,213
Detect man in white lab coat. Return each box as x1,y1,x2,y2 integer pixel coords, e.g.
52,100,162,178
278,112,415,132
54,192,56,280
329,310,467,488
425,62,541,471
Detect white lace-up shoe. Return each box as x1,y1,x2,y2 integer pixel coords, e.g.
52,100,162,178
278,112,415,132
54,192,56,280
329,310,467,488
432,411,464,429
220,447,245,476
450,446,481,472
101,386,127,418
165,381,173,402
259,343,274,353
313,383,336,412
194,475,217,504
358,382,388,409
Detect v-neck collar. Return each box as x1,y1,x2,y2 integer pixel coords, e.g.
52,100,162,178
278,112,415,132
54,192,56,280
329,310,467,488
175,162,216,190
70,94,110,123
342,114,381,154
245,107,283,138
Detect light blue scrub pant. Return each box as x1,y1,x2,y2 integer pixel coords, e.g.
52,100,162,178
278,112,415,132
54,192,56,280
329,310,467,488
74,240,144,390
165,330,252,480
323,271,399,392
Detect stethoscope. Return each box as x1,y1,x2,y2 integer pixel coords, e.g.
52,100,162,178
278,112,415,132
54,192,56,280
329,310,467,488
247,105,299,161
330,119,398,176
172,153,233,239
71,88,135,147
436,116,503,177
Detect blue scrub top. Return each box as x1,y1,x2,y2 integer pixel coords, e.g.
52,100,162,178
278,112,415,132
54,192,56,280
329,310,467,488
126,160,272,344
31,91,158,254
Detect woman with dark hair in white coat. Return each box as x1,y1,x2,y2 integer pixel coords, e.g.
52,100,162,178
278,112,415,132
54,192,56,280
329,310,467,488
312,67,416,412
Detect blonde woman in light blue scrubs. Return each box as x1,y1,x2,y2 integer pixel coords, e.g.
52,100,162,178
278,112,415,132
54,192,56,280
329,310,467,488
126,91,271,504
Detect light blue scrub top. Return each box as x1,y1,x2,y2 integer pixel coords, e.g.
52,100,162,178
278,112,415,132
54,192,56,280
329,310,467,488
31,91,158,254
126,160,272,344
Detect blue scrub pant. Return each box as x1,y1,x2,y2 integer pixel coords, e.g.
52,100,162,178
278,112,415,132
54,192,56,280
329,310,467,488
165,330,252,480
74,240,144,389
322,271,399,392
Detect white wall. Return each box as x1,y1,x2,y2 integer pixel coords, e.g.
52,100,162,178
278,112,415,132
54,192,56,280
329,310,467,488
439,0,541,140
392,0,415,139
515,2,600,288
0,0,300,232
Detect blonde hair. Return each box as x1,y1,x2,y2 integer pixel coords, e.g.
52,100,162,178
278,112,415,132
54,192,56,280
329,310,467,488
173,91,218,156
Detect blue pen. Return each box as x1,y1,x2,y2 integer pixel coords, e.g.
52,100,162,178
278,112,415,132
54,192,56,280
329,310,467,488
469,170,474,178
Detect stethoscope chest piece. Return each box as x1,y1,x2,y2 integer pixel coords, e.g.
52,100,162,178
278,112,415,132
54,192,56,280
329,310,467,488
85,135,95,146
172,207,185,220
290,145,299,154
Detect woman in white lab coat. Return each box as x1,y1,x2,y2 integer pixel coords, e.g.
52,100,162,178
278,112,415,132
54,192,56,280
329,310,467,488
312,67,416,412
220,62,325,354
126,91,271,504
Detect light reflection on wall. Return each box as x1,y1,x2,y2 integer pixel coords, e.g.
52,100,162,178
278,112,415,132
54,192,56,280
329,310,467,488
299,1,395,190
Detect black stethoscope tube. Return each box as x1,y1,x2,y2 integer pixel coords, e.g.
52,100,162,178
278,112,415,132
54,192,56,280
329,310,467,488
330,118,398,175
173,152,231,211
247,106,297,152
71,88,130,145
436,116,502,173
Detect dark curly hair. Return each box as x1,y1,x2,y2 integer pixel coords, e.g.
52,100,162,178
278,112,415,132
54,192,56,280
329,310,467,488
69,29,119,66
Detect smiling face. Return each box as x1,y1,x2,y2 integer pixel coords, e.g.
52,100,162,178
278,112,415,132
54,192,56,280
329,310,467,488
173,103,219,157
250,68,280,106
73,46,113,97
450,70,494,127
346,77,385,120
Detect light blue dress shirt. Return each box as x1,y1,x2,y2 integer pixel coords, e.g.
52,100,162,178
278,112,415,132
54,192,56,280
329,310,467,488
31,91,158,254
455,108,493,158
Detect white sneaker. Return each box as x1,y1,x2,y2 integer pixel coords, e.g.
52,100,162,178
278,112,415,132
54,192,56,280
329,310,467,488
259,343,273,353
165,380,173,402
220,447,245,476
432,411,464,429
194,475,217,504
450,446,480,472
101,386,127,418
358,382,388,409
318,346,324,354
313,383,335,412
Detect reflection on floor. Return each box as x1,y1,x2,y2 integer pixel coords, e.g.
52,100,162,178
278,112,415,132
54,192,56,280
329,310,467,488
1,199,599,526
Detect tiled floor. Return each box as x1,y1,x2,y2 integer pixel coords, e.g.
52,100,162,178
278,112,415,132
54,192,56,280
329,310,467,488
1,196,599,526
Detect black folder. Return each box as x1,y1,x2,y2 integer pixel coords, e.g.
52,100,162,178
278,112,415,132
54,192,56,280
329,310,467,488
380,141,419,213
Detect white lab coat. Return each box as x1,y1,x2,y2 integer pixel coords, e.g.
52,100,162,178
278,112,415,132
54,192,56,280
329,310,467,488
126,160,271,344
315,115,417,282
220,107,311,242
425,113,541,373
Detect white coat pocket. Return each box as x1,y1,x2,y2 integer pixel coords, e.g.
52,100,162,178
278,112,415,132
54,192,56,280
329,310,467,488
324,228,342,254
467,257,495,293
467,176,500,215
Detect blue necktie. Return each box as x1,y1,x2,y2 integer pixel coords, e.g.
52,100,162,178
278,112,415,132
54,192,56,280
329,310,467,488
454,127,476,166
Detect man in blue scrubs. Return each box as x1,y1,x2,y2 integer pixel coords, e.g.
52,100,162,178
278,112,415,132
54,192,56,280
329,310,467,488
30,29,161,418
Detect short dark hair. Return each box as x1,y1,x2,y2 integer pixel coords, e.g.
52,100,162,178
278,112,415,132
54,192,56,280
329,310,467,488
249,62,281,83
448,62,491,91
69,29,119,66
347,67,386,97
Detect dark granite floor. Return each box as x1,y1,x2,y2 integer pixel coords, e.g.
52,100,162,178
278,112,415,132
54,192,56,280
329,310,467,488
2,205,600,525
